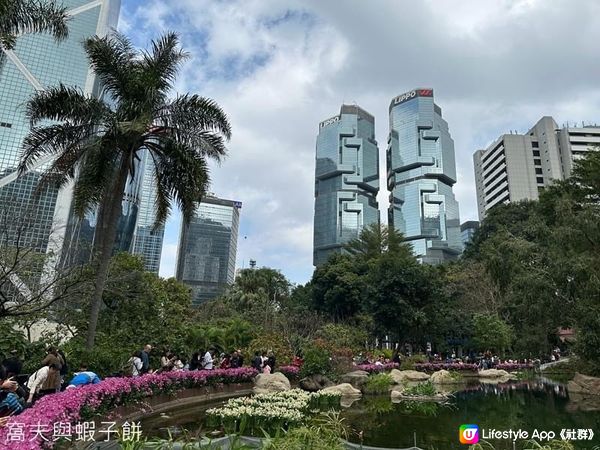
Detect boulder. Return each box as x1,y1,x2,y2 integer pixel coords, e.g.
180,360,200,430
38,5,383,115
253,372,291,394
390,369,430,384
298,374,334,392
339,370,370,389
478,369,512,379
430,369,460,384
568,373,600,396
321,383,362,397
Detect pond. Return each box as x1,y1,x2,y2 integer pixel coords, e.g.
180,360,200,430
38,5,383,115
142,379,600,450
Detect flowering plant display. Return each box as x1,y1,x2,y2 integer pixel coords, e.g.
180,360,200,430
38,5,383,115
354,363,399,373
277,365,300,379
414,363,479,372
205,388,341,435
0,367,257,450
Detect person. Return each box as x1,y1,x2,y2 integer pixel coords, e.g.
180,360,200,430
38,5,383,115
160,351,175,372
236,349,244,368
127,351,143,377
0,366,23,417
189,352,202,371
66,365,101,388
2,350,22,378
57,349,69,387
230,351,241,368
40,347,62,393
266,351,276,373
140,344,152,374
262,363,271,374
251,351,262,372
220,354,231,369
202,348,214,370
26,364,60,404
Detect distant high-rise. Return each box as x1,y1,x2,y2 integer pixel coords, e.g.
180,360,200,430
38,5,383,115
387,88,461,264
0,0,121,263
176,195,241,305
473,116,600,220
313,105,380,266
460,221,479,250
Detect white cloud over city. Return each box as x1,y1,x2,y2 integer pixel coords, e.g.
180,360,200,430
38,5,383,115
120,0,600,283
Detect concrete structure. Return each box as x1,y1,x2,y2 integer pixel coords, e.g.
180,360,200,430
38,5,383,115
474,117,600,220
176,195,241,305
387,88,461,264
313,105,380,266
460,220,479,250
0,0,120,265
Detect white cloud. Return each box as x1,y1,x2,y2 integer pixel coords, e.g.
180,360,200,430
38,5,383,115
121,0,600,283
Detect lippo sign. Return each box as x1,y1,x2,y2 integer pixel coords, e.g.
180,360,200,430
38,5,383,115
391,88,433,107
319,115,340,129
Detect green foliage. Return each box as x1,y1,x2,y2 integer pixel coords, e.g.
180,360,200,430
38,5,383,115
364,373,394,394
399,354,427,370
401,381,437,397
248,332,293,366
471,314,514,355
314,323,366,352
299,344,332,378
265,426,344,450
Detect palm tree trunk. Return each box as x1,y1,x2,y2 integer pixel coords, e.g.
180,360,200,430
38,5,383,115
85,155,130,350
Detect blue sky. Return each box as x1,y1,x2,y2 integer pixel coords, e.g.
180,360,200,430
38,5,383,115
118,0,600,284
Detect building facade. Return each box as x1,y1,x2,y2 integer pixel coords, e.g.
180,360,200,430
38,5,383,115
313,104,380,266
387,88,461,264
176,196,241,305
460,220,479,250
474,116,600,220
0,0,121,263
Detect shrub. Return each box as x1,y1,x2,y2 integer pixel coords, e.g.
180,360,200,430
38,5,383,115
402,381,437,397
363,373,394,394
299,345,332,378
247,333,294,366
399,354,428,370
355,363,398,373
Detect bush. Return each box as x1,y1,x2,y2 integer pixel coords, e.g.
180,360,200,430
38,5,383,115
402,380,437,397
248,333,294,366
363,373,394,394
400,354,428,370
299,345,331,378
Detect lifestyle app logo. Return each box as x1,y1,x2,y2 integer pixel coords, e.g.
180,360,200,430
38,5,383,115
460,424,479,444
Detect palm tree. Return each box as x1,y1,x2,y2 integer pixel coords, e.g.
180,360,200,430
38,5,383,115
345,223,414,260
19,32,231,349
0,0,69,51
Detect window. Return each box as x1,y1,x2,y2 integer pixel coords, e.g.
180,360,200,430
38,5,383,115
532,142,539,148
537,177,544,184
533,150,540,156
535,168,543,174
0,122,12,128
534,158,541,165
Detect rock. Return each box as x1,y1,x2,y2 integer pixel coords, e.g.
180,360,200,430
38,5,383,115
390,369,430,384
321,383,362,397
568,373,600,396
339,370,370,389
253,372,291,394
298,374,334,392
478,369,512,379
430,370,459,384
390,389,447,402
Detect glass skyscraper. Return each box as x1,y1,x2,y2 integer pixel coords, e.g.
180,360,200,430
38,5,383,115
0,0,121,264
313,104,380,266
387,88,461,264
176,195,241,305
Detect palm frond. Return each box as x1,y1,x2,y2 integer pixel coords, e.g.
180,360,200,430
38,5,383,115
140,32,188,96
18,123,96,174
83,32,136,102
0,0,69,50
26,83,110,126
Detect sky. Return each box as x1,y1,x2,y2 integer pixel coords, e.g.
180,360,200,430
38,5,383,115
119,0,600,285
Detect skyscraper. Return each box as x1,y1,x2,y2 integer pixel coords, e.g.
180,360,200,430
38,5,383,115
176,195,241,305
473,116,600,220
387,88,461,264
313,104,380,266
0,0,121,262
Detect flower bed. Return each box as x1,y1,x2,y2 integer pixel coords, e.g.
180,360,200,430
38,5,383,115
495,363,534,371
277,365,300,379
414,363,478,372
354,363,399,373
205,388,341,435
0,367,257,450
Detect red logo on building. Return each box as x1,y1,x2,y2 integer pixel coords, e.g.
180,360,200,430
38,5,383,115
418,89,433,97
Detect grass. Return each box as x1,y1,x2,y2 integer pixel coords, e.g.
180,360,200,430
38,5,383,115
401,380,437,397
363,373,394,394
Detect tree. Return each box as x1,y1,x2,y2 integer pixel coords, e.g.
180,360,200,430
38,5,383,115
0,0,69,51
345,223,413,261
471,314,514,355
20,32,231,349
